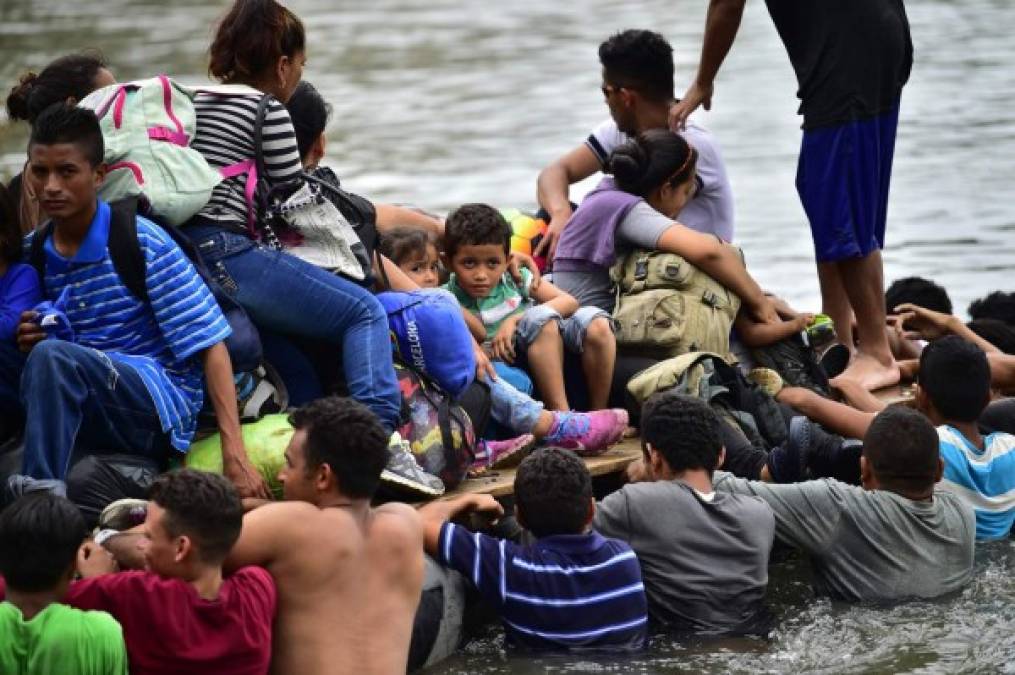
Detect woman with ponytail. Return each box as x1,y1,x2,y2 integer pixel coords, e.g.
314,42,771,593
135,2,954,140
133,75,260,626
5,52,115,233
185,0,403,439
553,129,776,324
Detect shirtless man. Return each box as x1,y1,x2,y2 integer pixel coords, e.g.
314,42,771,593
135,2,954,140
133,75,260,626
226,396,424,675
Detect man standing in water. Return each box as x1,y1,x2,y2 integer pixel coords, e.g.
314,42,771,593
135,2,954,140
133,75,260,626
225,397,424,674
672,0,913,391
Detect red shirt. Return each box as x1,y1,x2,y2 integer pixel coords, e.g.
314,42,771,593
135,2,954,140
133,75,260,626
61,567,276,675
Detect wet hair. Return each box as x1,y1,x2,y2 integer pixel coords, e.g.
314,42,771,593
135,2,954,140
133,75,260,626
641,391,722,476
288,396,389,499
0,184,20,264
862,406,940,494
6,51,109,124
443,203,511,258
514,448,593,538
968,291,1015,327
148,469,243,564
379,227,436,267
598,30,674,102
0,493,87,592
608,129,698,198
885,276,952,315
967,318,1015,355
209,0,306,84
285,81,330,162
918,335,990,422
29,104,104,167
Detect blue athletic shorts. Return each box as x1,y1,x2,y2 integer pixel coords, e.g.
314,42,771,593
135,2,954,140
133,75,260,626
796,100,901,263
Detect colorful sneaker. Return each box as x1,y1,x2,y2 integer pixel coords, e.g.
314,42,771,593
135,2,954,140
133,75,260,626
97,498,149,531
470,434,536,475
806,313,836,349
542,409,629,457
380,432,445,499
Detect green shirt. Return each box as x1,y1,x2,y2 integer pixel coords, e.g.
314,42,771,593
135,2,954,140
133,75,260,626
445,268,533,341
0,601,128,675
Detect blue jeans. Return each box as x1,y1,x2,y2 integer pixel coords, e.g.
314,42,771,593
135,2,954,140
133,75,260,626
186,224,401,431
515,305,612,353
0,340,169,481
484,373,544,437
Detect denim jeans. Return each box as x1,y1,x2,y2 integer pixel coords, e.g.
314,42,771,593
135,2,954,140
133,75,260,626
0,340,170,481
186,223,401,431
483,373,544,436
515,304,612,353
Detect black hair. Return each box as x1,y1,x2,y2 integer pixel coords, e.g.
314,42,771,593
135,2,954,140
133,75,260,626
514,448,592,538
0,183,20,264
967,318,1015,355
885,276,952,315
6,51,109,124
379,227,436,267
641,391,722,475
598,30,674,102
918,335,991,423
609,129,698,198
148,469,243,564
443,203,511,258
968,291,1015,327
285,81,330,162
862,406,940,494
0,493,87,592
209,0,306,86
29,103,105,167
288,396,389,499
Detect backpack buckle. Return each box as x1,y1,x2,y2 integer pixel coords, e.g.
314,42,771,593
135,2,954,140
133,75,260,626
701,290,720,308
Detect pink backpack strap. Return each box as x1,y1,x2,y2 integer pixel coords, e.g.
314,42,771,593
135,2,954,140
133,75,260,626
107,161,144,185
154,74,189,146
220,160,259,234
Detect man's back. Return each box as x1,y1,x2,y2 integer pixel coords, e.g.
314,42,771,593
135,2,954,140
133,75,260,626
244,501,424,675
938,425,1015,540
0,601,127,675
714,473,975,601
63,568,275,675
593,480,773,632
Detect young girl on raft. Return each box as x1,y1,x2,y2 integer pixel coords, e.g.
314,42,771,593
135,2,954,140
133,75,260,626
378,227,629,466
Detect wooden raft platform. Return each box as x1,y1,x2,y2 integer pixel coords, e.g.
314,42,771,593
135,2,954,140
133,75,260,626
444,382,916,499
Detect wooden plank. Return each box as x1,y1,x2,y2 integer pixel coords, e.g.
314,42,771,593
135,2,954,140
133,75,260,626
445,438,644,499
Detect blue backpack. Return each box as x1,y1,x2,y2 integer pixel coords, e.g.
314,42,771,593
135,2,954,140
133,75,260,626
378,290,475,398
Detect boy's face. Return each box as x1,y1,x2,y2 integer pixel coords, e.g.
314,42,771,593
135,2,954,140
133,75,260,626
27,142,104,225
448,243,508,299
400,244,440,289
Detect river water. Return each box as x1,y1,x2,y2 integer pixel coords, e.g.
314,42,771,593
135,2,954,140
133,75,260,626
1,1,1013,672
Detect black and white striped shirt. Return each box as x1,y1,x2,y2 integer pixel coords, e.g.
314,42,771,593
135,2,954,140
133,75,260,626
192,92,303,230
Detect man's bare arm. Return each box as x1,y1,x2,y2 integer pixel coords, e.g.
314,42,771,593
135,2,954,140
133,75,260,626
670,0,748,129
534,145,601,262
225,502,316,572
987,353,1015,395
776,386,877,441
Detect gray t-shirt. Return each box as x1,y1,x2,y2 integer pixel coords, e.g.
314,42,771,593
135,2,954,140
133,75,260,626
713,472,976,601
593,480,774,631
552,201,673,312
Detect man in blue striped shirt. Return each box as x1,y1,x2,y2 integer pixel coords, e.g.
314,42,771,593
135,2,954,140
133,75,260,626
918,336,1015,540
0,104,268,498
420,448,647,651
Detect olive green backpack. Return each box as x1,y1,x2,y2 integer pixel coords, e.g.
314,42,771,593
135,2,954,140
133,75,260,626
610,249,741,359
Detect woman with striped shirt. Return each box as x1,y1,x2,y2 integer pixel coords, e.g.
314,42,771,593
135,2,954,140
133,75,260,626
185,0,402,434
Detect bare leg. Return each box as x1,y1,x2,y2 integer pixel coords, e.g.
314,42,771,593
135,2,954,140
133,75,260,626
831,250,900,391
817,261,855,353
581,317,616,410
525,320,569,410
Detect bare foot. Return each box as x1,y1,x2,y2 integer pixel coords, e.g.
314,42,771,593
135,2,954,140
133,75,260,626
830,353,900,392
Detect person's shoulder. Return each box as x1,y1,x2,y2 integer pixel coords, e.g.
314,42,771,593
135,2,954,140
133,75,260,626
372,503,424,541
225,566,277,607
983,431,1015,459
3,262,40,284
586,117,626,163
40,601,123,636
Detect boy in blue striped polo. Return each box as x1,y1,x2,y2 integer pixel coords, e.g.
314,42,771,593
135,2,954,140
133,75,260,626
917,336,1015,541
0,104,267,498
420,448,647,651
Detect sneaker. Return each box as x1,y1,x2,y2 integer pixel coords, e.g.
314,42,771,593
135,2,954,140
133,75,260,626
470,434,536,475
751,333,830,397
806,314,836,350
747,367,785,398
97,498,149,532
542,409,629,457
380,432,445,498
766,416,860,484
819,343,851,380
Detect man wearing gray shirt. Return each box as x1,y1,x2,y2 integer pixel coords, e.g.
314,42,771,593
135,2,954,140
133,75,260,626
594,393,774,633
715,406,975,602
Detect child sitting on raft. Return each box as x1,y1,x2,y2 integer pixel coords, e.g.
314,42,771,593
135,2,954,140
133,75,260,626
379,227,629,462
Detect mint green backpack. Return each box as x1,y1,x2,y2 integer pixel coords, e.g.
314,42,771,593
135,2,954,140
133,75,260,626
78,76,225,225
